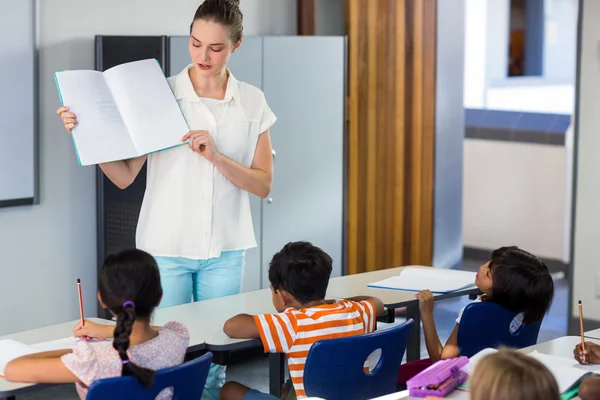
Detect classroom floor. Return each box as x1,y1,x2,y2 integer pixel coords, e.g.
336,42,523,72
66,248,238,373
20,257,568,399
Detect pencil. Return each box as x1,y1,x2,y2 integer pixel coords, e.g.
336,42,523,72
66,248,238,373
579,300,585,351
77,279,85,328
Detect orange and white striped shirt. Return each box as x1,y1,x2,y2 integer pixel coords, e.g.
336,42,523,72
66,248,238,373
253,299,376,398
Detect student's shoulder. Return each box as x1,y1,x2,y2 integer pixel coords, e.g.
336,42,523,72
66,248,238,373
159,321,190,340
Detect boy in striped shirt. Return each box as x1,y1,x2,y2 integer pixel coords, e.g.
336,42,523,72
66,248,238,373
221,241,385,400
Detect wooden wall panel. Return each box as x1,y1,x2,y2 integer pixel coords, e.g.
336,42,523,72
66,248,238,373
346,0,436,274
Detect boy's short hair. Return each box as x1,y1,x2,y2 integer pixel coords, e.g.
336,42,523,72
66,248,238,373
268,241,333,304
489,246,554,324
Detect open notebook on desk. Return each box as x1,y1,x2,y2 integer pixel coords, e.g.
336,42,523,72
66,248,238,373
0,337,105,376
368,267,477,294
462,348,600,398
54,58,190,166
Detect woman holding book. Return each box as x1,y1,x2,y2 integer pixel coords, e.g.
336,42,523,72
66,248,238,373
56,1,274,397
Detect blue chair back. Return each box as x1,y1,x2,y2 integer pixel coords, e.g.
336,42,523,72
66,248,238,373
87,352,212,400
458,302,542,358
303,319,414,400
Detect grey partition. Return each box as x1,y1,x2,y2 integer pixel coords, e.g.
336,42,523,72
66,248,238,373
169,36,345,290
261,36,345,286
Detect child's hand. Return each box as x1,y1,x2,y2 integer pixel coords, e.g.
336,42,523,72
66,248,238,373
416,290,435,314
73,320,109,341
575,342,600,364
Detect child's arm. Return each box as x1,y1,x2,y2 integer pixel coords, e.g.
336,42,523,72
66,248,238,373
417,290,460,362
223,314,260,339
344,296,386,317
579,375,600,400
4,350,79,384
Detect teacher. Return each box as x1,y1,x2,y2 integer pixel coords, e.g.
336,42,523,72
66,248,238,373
57,0,275,396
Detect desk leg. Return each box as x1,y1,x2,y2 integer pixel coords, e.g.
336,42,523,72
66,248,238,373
406,304,421,362
269,353,285,397
377,307,395,324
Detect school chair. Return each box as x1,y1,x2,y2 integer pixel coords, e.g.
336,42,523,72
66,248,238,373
303,319,414,400
458,302,543,358
87,352,213,400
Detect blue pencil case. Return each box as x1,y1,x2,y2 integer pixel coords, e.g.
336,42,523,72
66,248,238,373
406,357,469,398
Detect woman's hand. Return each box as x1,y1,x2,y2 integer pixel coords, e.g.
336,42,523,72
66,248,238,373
182,130,219,163
56,106,77,133
416,289,435,315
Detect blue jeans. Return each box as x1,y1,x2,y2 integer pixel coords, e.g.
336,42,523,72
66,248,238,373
154,250,245,400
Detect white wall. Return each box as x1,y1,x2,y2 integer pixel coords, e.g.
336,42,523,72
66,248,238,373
572,0,600,320
485,84,575,114
0,0,296,336
463,139,566,260
464,0,578,110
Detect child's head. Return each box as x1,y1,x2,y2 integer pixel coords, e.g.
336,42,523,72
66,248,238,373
470,349,559,400
98,249,163,388
475,246,554,324
268,241,333,311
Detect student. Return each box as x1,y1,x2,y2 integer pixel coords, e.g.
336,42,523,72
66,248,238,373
573,341,600,400
4,249,189,400
219,241,385,400
399,246,555,384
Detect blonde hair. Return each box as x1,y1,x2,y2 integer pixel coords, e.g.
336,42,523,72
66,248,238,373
470,349,560,400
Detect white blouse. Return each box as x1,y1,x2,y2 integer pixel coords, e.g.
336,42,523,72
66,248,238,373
136,65,277,260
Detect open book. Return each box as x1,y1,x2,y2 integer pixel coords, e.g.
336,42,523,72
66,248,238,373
54,59,189,166
0,337,104,376
461,348,600,397
368,267,477,294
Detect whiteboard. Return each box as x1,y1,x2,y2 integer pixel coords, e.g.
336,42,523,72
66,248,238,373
0,0,37,207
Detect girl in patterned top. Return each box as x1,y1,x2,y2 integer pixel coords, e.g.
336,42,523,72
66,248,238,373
5,249,190,399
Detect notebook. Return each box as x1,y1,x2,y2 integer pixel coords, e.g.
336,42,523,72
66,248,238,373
0,337,105,376
368,267,477,294
528,351,599,395
54,59,190,166
461,348,600,398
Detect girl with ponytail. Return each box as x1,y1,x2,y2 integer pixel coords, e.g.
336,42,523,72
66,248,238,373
5,249,189,400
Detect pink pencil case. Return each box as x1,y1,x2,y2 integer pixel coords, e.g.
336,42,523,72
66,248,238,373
406,356,469,398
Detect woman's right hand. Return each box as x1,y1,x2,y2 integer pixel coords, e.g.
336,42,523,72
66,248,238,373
73,320,111,341
56,106,78,133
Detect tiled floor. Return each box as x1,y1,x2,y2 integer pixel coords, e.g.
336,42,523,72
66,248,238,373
18,258,568,399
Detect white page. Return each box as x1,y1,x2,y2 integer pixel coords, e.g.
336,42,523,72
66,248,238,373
462,348,498,375
103,59,189,155
0,340,38,375
30,337,108,353
368,267,476,293
529,351,600,393
54,70,138,165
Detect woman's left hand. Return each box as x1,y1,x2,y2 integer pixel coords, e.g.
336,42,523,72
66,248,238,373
182,130,219,162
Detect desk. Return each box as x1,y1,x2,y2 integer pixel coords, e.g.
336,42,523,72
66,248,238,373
327,267,481,361
0,318,115,400
585,328,600,340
